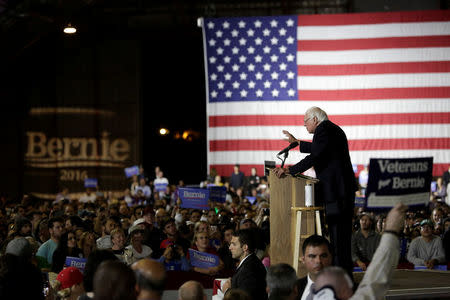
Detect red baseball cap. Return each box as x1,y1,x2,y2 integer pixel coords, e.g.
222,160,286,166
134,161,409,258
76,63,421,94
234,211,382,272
56,267,83,290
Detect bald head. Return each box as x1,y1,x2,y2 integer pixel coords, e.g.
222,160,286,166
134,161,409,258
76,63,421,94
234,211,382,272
132,259,167,299
178,281,205,300
314,266,353,300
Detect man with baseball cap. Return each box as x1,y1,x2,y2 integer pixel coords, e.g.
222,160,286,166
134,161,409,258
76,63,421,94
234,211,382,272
407,218,446,269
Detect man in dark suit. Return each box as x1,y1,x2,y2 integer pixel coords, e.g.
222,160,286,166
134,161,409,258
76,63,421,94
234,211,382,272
296,235,333,300
222,229,268,300
274,106,357,277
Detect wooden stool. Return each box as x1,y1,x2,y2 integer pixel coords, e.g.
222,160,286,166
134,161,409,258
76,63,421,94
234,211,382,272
291,206,324,272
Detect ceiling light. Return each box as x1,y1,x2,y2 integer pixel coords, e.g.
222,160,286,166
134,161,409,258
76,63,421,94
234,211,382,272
64,24,76,34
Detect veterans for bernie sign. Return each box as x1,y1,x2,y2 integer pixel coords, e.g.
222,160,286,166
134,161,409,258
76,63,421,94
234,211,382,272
179,187,209,210
365,157,433,208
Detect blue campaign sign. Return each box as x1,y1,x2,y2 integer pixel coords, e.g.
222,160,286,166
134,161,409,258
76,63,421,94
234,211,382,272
188,249,219,268
124,165,140,178
208,186,227,203
155,183,168,192
84,178,98,188
246,196,256,205
414,265,447,271
179,188,210,210
65,256,87,271
365,157,433,209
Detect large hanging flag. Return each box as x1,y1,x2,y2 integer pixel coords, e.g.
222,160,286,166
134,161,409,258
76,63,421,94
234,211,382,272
200,10,450,178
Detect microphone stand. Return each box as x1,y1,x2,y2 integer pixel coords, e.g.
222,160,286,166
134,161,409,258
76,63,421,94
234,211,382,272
277,151,289,168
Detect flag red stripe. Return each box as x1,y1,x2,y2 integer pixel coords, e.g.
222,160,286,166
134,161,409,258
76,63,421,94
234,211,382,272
298,61,450,76
297,10,450,26
209,112,450,127
210,163,447,177
298,87,450,100
209,138,450,152
298,36,450,51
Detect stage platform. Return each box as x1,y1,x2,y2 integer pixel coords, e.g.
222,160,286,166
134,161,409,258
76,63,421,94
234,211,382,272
355,270,450,299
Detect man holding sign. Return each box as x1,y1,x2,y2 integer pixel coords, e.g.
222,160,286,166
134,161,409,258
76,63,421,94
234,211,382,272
274,107,357,277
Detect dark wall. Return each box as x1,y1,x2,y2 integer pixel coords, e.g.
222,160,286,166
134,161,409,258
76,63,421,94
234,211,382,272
1,32,143,199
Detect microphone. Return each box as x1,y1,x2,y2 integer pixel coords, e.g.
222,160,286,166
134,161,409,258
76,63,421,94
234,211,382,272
277,142,299,155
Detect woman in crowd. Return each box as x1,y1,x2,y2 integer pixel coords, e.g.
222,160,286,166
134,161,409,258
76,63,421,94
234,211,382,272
110,228,132,264
190,231,224,275
52,231,83,273
78,231,96,259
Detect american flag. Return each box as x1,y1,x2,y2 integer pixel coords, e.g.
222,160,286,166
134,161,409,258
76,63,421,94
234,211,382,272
201,10,450,178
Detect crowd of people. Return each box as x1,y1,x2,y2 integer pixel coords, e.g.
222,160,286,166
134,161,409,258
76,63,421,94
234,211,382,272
0,164,449,299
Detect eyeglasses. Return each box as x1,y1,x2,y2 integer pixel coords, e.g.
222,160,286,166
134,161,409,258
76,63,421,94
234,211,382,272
304,117,312,125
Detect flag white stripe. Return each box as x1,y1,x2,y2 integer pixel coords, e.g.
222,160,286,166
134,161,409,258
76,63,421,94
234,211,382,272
298,22,450,40
208,124,450,140
207,99,450,116
297,47,450,65
209,150,449,165
298,73,450,90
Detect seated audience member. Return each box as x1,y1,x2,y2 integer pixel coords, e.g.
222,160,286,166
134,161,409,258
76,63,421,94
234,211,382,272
223,289,251,300
13,216,32,238
178,280,206,300
160,218,190,254
52,231,83,273
79,249,118,300
191,232,224,275
312,203,407,299
93,260,137,300
296,234,333,300
158,243,190,271
407,219,446,268
141,206,165,257
132,258,167,300
79,231,97,259
351,213,381,271
110,228,132,264
36,216,64,269
431,207,445,236
218,225,235,271
55,266,85,300
266,263,298,300
96,217,119,249
443,217,450,262
0,237,44,299
126,224,152,264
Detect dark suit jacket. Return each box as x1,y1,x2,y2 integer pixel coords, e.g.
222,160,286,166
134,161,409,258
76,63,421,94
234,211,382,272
231,253,268,300
288,120,357,216
295,276,308,299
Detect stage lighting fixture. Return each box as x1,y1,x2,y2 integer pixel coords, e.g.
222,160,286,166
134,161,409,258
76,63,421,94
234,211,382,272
64,24,77,34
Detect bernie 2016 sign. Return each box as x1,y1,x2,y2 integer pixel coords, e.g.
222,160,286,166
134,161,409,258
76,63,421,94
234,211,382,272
365,157,433,209
179,188,210,210
65,256,87,271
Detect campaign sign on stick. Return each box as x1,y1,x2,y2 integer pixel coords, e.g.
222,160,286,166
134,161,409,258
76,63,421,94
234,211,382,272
365,157,433,209
155,182,168,192
179,188,209,210
124,165,139,178
208,186,227,203
65,256,87,271
84,178,98,188
189,248,219,268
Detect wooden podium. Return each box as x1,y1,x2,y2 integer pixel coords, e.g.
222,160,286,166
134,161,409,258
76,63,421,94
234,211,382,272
268,169,322,277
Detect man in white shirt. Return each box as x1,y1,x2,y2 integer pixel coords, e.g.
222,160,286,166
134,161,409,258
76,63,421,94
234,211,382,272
297,235,333,300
